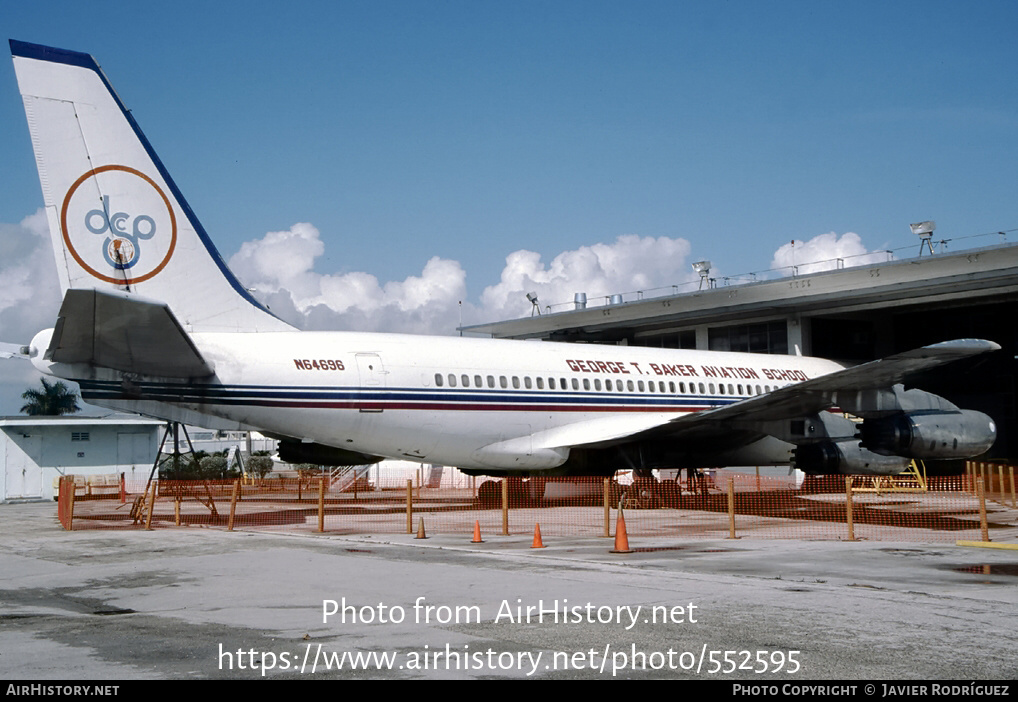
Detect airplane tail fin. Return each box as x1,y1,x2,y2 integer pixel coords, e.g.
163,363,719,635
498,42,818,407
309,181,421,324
10,40,292,332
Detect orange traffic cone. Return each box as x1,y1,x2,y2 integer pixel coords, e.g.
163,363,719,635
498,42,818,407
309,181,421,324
610,511,633,553
531,523,546,549
471,520,484,543
416,517,427,539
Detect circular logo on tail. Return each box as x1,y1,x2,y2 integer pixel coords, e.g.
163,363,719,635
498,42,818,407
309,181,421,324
60,165,177,285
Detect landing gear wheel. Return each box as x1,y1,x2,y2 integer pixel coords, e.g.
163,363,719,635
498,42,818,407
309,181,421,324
622,481,660,509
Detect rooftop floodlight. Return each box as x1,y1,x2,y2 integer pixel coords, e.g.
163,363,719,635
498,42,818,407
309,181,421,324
910,220,936,256
692,260,713,290
526,291,541,316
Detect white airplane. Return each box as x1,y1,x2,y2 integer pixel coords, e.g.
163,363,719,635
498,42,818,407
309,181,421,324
8,40,999,478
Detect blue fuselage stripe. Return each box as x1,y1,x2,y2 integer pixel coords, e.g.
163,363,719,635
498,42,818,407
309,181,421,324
76,379,741,411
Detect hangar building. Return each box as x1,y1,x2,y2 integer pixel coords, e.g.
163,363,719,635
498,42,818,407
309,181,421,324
1,415,162,502
464,241,1018,462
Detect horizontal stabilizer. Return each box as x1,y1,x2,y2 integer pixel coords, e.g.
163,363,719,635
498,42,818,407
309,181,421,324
0,342,29,359
46,289,215,378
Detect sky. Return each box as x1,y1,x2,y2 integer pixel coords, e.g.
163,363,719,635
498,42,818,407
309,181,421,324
1,0,1017,413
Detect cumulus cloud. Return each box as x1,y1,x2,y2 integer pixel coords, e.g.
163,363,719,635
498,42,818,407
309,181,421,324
0,209,62,337
770,231,887,276
0,209,71,414
480,235,694,320
229,223,469,334
229,226,697,335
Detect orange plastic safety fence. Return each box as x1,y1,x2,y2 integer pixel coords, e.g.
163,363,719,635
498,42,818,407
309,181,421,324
55,469,1017,543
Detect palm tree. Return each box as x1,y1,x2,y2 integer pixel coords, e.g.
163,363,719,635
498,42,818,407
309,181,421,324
20,378,81,416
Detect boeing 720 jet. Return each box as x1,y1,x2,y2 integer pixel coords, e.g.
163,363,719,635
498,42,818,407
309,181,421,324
8,40,999,477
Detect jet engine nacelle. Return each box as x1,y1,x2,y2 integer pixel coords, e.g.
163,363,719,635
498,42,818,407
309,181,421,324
858,410,996,459
793,441,913,476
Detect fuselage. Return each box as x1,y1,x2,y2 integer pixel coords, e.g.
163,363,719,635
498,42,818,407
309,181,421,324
38,330,845,470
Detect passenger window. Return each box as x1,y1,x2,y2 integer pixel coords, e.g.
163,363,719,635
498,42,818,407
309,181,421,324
549,378,556,390
435,373,443,387
638,381,645,392
536,377,544,389
627,380,634,391
461,374,469,387
648,382,655,393
475,375,482,387
719,384,726,395
594,379,601,391
669,382,675,393
709,383,715,394
512,376,520,389
487,375,495,388
500,376,508,389
583,379,591,390
524,377,532,389
448,374,457,387
571,378,579,390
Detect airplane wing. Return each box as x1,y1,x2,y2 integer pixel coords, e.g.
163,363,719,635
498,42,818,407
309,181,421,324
675,339,999,426
557,339,1000,450
45,289,215,379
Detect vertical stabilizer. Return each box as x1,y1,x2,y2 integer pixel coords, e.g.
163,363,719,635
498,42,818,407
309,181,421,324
10,40,292,333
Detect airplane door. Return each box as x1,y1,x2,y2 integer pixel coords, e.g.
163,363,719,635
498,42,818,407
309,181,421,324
355,353,387,413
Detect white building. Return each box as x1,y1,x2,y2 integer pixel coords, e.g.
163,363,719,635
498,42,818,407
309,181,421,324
1,415,163,502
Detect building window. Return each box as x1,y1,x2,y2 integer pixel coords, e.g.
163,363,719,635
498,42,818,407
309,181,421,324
708,321,788,354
